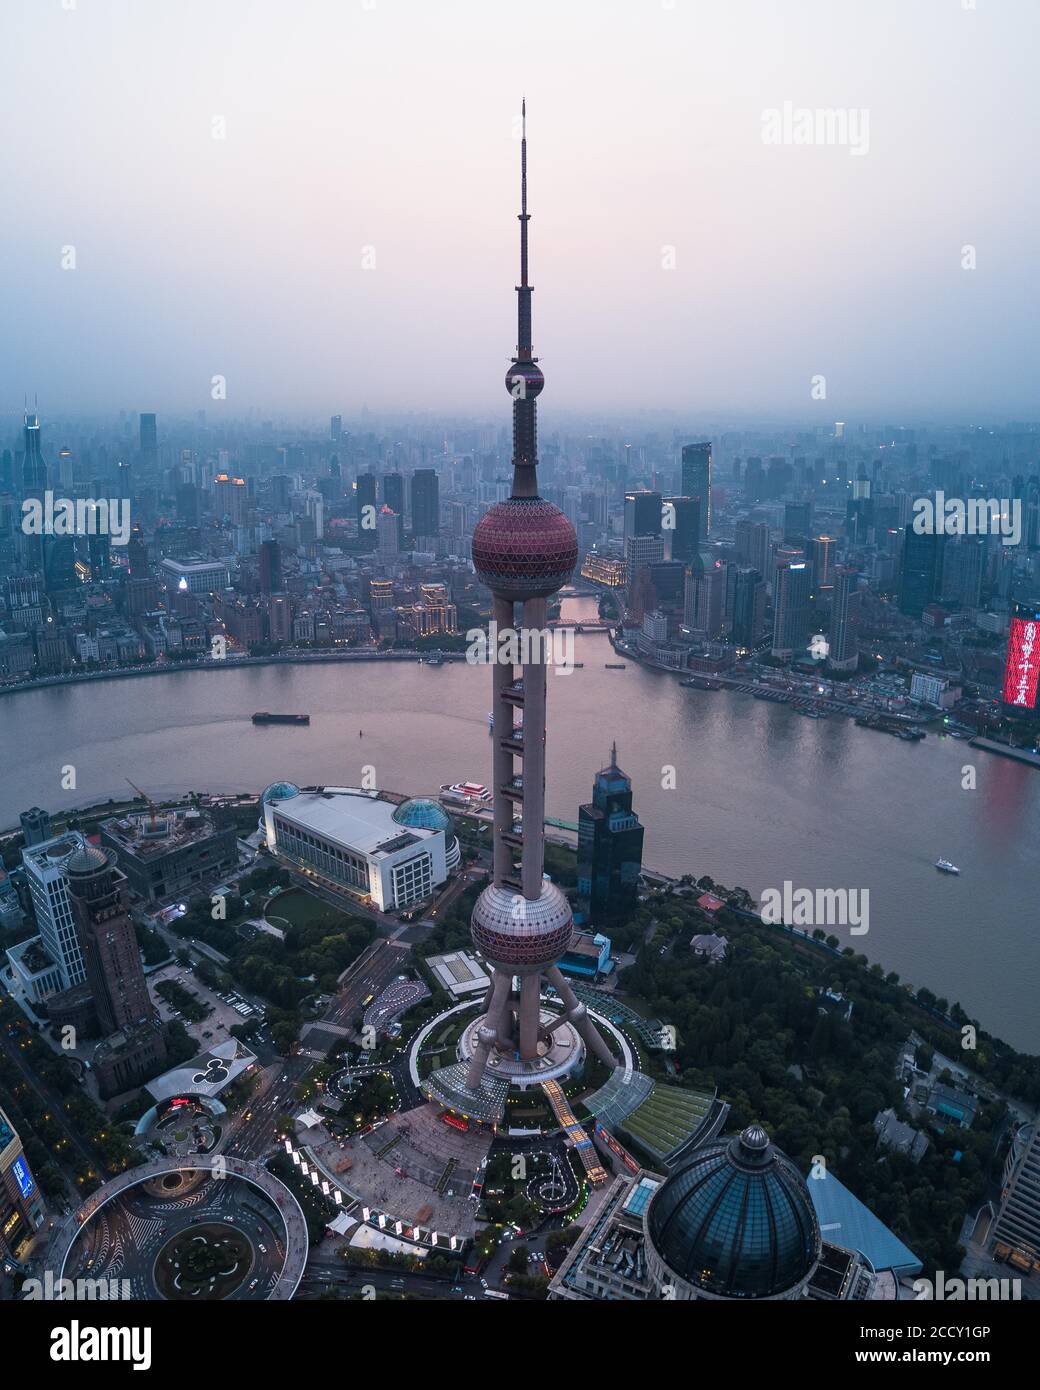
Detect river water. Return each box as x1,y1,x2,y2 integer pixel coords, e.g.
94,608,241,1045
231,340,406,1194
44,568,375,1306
2,598,1038,1051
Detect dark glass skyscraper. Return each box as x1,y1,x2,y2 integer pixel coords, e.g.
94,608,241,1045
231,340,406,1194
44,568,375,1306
681,442,712,538
577,744,645,925
899,524,944,616
410,468,439,540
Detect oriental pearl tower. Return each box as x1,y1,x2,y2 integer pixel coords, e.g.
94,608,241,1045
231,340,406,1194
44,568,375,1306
430,104,616,1122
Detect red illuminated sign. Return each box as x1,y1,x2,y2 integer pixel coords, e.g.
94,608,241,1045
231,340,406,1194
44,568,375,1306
1003,617,1040,709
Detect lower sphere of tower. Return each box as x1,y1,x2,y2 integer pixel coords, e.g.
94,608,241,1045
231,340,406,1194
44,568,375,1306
470,880,574,974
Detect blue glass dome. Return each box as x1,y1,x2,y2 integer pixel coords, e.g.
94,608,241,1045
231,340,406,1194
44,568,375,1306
261,781,301,805
392,797,452,832
647,1125,819,1299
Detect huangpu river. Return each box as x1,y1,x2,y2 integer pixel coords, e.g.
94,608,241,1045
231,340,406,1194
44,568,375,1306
2,598,1038,1052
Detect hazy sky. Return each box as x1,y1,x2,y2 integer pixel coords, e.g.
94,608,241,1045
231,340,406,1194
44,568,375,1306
3,0,1038,421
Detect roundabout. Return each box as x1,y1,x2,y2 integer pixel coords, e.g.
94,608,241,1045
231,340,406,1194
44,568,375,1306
50,1157,309,1300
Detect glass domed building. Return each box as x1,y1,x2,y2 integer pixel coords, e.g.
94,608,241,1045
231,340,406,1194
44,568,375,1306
393,798,460,871
645,1124,820,1300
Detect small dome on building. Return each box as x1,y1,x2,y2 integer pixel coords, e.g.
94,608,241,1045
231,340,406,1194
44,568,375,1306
261,781,301,806
65,845,113,877
392,798,452,832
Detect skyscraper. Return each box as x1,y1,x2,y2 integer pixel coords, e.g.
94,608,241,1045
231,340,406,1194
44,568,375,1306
827,566,861,672
139,412,158,472
899,524,944,617
356,472,377,549
771,557,813,659
731,566,767,649
663,495,700,565
411,468,439,542
425,106,615,1125
259,538,282,594
21,412,46,494
19,806,52,848
66,845,167,1096
577,744,645,925
624,489,662,540
681,442,712,538
67,847,155,1035
22,832,89,990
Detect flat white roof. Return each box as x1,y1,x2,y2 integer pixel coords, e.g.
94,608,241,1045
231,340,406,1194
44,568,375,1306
273,789,436,858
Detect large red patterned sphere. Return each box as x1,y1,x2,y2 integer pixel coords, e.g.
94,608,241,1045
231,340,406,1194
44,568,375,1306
472,497,577,600
505,362,544,399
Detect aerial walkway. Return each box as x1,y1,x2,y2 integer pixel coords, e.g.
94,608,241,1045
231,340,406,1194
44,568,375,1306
542,1079,608,1186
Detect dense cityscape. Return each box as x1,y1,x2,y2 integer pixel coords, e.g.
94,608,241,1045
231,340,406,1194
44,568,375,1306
3,0,1037,1368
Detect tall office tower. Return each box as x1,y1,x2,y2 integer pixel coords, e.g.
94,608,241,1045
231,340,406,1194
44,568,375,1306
20,412,47,574
21,411,47,493
667,492,697,561
356,472,378,548
66,847,153,1034
66,846,167,1096
771,556,813,659
21,832,89,990
19,806,52,847
87,529,111,580
175,481,199,524
827,566,861,672
784,501,813,544
731,566,767,648
127,525,149,577
139,413,158,473
812,534,836,593
624,489,662,540
267,592,293,644
331,414,342,443
899,524,945,617
383,472,406,546
940,536,985,610
411,468,440,541
766,456,792,499
684,560,726,638
270,473,292,510
376,504,401,559
0,1104,46,1261
992,1124,1040,1267
681,442,712,537
624,531,665,599
735,518,772,578
743,456,765,503
258,538,282,594
577,744,645,925
426,107,616,1125
0,448,12,492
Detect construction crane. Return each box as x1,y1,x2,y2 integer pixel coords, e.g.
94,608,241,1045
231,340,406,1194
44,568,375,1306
125,778,158,829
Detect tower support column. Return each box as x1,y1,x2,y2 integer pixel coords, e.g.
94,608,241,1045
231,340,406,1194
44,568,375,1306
492,595,515,886
520,595,547,899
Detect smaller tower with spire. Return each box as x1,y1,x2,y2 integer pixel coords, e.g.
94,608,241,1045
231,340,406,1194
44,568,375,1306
577,744,645,926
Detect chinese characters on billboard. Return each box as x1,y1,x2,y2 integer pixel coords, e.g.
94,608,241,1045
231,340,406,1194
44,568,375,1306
1003,612,1040,709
